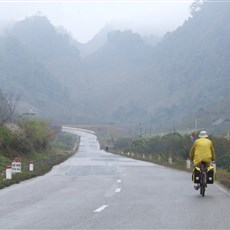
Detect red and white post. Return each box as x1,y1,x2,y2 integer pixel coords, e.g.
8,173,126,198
6,166,12,179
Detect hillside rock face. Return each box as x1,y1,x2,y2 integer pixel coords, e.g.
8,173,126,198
0,2,230,133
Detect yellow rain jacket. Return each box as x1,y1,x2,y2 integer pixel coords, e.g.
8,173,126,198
189,137,215,166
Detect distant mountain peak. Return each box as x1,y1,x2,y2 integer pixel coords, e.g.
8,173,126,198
9,14,80,60
107,29,144,47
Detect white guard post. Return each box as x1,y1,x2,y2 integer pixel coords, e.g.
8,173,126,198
6,166,12,179
186,158,191,169
212,162,216,173
29,161,34,171
168,157,172,165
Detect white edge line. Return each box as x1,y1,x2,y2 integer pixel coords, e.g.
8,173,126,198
214,182,230,196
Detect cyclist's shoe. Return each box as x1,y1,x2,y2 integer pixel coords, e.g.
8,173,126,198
194,184,200,190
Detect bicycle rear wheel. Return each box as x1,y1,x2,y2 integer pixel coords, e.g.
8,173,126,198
200,172,206,196
200,184,205,196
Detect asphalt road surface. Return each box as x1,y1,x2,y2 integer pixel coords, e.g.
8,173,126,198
0,127,230,229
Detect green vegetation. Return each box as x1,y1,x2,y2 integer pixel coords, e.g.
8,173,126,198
113,132,230,169
114,132,188,163
0,119,79,189
112,132,230,188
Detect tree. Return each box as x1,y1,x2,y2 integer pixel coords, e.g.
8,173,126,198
0,89,8,123
190,0,203,15
0,89,20,123
5,93,21,122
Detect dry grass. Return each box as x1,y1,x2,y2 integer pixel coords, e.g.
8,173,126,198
216,169,230,189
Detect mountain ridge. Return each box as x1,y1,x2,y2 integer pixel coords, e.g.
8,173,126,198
0,2,229,135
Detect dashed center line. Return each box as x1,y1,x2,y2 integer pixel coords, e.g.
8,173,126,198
93,180,122,213
115,188,121,193
94,205,108,213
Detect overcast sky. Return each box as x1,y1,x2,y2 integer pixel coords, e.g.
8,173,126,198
0,0,194,43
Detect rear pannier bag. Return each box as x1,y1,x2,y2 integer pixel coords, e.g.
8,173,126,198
207,166,215,184
192,168,201,183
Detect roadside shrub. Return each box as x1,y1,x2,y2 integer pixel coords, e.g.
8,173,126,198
18,119,53,153
217,153,230,170
114,137,133,150
113,132,230,170
0,125,14,152
51,132,79,151
130,138,147,153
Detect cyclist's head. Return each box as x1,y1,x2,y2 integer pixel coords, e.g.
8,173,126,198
199,130,208,138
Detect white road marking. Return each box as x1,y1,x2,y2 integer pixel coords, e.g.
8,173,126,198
115,188,121,193
215,182,230,196
117,179,122,183
94,205,108,213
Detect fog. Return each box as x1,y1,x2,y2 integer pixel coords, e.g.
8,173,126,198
0,0,229,133
0,1,194,43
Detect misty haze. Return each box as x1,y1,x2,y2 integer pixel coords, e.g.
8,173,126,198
0,1,229,135
1,1,230,229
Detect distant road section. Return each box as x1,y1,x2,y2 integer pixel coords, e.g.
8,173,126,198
0,127,230,229
62,126,96,134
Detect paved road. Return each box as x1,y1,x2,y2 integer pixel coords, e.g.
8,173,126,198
0,127,230,229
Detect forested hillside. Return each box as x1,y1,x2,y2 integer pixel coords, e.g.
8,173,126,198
75,1,230,133
0,1,229,134
150,1,230,130
0,16,75,122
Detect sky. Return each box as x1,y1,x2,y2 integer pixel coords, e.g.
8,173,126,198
0,0,195,43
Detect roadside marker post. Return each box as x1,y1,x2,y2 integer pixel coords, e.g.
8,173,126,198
29,161,34,171
12,157,21,173
168,157,172,165
6,166,12,179
186,158,191,169
212,162,216,173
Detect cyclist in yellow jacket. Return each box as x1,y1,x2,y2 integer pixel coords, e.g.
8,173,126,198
189,130,215,166
189,130,216,190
